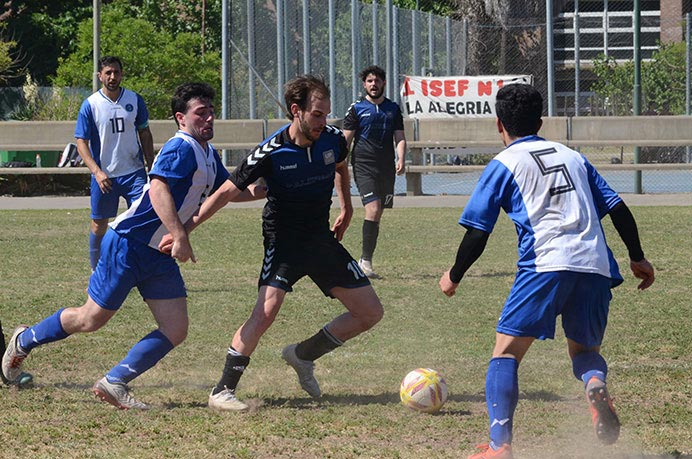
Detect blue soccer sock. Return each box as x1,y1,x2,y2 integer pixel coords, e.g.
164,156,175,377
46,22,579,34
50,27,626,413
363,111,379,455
572,351,608,388
18,308,70,352
486,357,519,449
106,330,174,384
89,232,104,271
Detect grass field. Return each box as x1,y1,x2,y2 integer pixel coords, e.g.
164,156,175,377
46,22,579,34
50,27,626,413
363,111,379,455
0,205,690,459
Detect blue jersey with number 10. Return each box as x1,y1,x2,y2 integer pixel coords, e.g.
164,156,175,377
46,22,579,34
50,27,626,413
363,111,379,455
75,88,149,178
460,135,623,286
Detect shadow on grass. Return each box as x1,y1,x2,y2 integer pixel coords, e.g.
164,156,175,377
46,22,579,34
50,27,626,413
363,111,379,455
258,391,478,415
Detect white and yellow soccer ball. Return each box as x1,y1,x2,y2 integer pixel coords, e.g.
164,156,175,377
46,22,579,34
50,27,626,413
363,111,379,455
399,368,448,413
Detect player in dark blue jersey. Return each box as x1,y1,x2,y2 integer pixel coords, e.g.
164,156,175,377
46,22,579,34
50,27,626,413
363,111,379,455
181,75,384,412
439,84,655,459
2,83,264,409
343,65,407,278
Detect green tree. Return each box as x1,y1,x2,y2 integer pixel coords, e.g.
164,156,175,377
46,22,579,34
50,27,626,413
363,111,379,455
52,1,221,119
0,0,92,85
592,42,687,116
0,37,21,83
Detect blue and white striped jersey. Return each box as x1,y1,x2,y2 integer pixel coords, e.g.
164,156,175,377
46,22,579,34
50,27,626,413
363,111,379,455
460,135,623,285
75,88,149,178
110,131,229,250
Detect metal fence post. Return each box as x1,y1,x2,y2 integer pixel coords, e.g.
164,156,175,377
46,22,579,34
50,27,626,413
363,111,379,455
686,12,691,163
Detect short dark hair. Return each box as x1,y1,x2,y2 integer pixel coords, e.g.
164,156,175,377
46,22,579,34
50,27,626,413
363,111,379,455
359,65,386,82
98,56,123,72
495,83,543,137
171,82,215,126
283,74,330,120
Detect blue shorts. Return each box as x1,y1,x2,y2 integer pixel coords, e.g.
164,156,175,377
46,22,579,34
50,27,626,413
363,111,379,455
87,229,186,310
497,270,612,348
90,168,148,219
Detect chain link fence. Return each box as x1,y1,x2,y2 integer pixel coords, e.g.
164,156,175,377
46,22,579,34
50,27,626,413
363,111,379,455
2,1,690,194
224,0,691,194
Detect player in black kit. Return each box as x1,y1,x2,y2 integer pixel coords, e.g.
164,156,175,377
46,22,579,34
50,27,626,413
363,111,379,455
343,65,407,278
179,75,384,411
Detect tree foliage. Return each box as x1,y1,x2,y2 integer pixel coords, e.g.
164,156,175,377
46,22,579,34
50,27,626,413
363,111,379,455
0,0,92,85
0,36,22,83
592,42,688,116
52,0,221,119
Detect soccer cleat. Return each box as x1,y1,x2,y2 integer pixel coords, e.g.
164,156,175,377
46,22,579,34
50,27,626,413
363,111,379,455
281,343,321,398
467,443,513,459
2,326,29,383
358,259,381,279
208,387,249,412
92,377,149,410
586,377,621,445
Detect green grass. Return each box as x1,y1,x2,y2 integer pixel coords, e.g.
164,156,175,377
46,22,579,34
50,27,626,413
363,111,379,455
0,206,690,459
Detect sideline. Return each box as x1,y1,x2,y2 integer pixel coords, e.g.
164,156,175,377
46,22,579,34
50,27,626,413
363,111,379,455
0,193,691,210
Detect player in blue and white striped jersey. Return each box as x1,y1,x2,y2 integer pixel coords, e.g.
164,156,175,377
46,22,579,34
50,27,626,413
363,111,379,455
439,84,654,459
2,83,265,409
75,56,156,270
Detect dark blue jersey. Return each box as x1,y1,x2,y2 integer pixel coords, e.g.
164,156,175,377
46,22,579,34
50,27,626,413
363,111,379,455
230,124,348,239
343,97,404,167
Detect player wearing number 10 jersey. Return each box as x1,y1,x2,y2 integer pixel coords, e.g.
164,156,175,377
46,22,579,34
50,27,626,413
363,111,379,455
179,75,383,412
75,56,155,270
439,83,655,459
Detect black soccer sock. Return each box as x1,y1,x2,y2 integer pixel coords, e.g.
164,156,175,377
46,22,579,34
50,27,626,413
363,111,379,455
361,219,380,261
213,347,251,395
295,327,343,362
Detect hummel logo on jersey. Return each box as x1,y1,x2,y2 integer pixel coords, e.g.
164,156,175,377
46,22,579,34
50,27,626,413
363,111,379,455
280,163,297,170
274,275,288,283
490,418,510,428
324,125,341,135
247,136,280,165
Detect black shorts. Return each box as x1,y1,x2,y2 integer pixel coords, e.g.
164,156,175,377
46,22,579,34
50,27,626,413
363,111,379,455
258,234,371,296
353,162,395,209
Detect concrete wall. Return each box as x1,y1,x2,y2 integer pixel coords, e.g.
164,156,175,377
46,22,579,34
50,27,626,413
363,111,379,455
1,116,691,152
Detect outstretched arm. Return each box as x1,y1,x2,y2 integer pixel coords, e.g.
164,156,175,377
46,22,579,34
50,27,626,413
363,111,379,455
158,179,244,254
439,228,490,297
609,201,655,290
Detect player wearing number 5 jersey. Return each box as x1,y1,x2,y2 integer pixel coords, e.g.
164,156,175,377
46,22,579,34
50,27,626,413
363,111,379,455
75,56,155,270
177,75,383,412
439,84,655,459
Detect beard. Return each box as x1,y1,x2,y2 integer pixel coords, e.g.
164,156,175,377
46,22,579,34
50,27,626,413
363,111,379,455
299,116,321,142
368,86,384,99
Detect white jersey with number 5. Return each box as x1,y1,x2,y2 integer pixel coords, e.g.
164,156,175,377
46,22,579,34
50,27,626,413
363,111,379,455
75,88,149,178
459,135,623,284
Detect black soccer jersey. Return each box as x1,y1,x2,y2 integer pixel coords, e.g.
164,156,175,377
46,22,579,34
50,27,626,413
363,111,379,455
343,97,404,167
230,124,349,240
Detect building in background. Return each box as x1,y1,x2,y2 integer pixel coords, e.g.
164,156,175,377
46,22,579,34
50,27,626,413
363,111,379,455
551,0,691,115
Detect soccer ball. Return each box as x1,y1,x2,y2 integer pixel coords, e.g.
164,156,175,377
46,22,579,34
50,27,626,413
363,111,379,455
399,368,448,413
